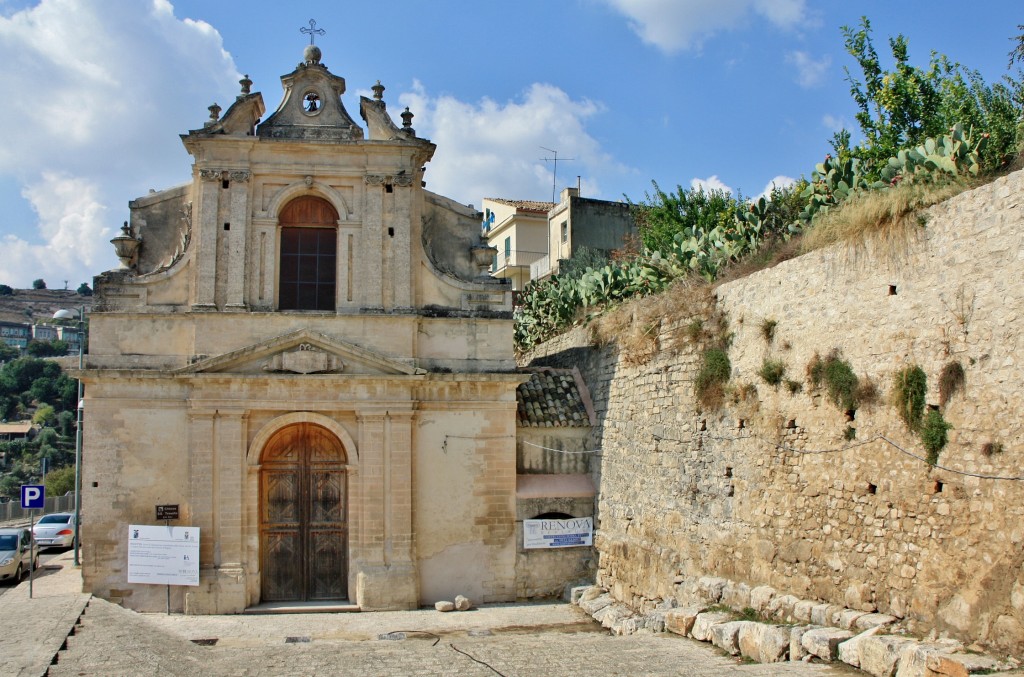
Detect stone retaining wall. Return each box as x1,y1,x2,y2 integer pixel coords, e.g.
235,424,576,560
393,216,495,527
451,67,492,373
521,170,1024,652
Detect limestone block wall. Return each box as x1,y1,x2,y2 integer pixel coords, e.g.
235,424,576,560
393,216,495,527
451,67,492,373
522,170,1024,652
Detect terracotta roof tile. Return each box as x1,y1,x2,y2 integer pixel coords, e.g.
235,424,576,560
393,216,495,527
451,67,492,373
484,198,556,213
516,369,590,428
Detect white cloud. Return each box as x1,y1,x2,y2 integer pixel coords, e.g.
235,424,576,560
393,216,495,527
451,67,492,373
786,51,830,88
756,175,797,200
690,175,733,194
822,114,853,133
602,0,808,53
399,81,620,206
0,0,239,287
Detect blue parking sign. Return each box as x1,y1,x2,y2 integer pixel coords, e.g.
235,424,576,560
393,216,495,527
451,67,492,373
21,484,44,509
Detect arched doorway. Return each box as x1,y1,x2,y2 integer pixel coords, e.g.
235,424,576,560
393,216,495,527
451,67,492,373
278,195,340,311
260,422,348,601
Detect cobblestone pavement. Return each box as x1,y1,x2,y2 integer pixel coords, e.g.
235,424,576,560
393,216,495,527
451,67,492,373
49,598,852,677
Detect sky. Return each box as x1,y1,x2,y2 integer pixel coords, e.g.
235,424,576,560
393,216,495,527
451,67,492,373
0,0,1020,288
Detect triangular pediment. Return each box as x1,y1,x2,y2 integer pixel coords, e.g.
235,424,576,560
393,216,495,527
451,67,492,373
175,329,424,376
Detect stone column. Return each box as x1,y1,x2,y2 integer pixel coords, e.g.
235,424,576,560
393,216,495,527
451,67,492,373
225,171,250,310
193,170,221,309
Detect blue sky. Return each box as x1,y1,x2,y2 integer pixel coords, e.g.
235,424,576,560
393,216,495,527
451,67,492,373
0,0,1019,288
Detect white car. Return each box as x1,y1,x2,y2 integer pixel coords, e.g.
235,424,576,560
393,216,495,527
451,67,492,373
32,512,76,549
0,528,38,583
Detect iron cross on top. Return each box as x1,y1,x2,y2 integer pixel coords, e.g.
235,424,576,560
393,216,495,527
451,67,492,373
301,19,326,45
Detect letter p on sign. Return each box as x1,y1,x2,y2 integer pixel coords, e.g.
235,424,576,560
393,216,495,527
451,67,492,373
21,484,44,509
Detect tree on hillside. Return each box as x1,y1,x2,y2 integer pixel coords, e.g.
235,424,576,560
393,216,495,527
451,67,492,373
44,465,75,496
1010,25,1024,69
76,283,93,296
630,183,742,257
836,17,1023,179
0,285,12,296
0,343,18,363
26,339,69,358
32,279,46,290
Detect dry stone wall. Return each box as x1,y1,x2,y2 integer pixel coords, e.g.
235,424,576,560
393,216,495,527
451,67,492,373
521,170,1024,653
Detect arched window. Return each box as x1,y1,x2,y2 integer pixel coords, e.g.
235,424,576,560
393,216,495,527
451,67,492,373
278,196,339,311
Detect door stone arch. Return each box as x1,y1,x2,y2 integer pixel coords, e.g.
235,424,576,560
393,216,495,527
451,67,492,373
259,421,349,602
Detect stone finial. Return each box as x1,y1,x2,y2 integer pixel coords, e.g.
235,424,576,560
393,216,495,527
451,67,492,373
303,44,322,65
239,74,252,95
372,80,385,101
110,221,141,270
208,103,221,121
400,107,415,136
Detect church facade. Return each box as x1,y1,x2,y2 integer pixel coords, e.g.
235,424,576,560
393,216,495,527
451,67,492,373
81,43,527,613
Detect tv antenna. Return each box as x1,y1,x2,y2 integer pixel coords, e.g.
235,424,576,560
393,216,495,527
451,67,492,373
540,146,575,203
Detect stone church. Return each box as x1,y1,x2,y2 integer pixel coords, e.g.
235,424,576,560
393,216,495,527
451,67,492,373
78,43,581,613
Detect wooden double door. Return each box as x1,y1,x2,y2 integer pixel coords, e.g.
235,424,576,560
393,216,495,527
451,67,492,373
260,423,348,602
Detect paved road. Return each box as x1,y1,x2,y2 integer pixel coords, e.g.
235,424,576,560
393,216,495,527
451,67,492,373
3,552,851,677
49,598,851,677
0,548,66,598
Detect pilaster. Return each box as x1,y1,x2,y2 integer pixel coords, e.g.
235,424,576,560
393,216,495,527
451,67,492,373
193,171,221,308
361,176,385,309
225,171,250,309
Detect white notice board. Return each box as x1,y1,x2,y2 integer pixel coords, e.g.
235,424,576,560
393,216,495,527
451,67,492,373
523,517,593,549
127,524,200,586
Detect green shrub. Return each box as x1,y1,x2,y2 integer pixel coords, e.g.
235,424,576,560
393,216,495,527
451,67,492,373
758,359,786,386
808,350,859,410
760,319,777,343
844,426,857,441
696,348,731,411
785,379,803,394
920,410,953,465
893,365,927,430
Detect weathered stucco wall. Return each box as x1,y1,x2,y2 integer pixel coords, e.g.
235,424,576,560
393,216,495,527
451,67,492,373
522,170,1024,652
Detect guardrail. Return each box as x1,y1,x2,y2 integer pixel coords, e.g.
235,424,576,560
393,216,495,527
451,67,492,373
0,493,76,522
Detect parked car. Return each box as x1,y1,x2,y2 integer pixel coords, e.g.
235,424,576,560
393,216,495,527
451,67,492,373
0,527,38,583
32,512,76,549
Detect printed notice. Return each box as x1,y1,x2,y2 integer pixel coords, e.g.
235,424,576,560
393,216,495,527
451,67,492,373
127,524,200,586
523,517,593,549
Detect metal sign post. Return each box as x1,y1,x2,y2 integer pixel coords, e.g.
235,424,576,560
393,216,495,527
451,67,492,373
21,484,45,599
155,505,179,615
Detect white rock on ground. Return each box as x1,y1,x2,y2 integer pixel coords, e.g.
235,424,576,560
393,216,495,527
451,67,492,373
570,586,591,604
600,603,634,630
894,642,966,677
691,611,733,642
434,601,455,612
579,593,614,616
749,586,777,615
847,634,916,677
454,595,472,611
738,622,790,663
709,620,752,655
664,607,703,637
837,626,882,668
802,627,854,661
789,625,816,661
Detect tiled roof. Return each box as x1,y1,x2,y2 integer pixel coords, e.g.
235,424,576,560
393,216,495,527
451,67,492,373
516,369,591,428
485,198,556,213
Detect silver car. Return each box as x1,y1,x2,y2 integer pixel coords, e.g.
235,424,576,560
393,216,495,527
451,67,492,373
0,528,38,583
32,512,76,549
